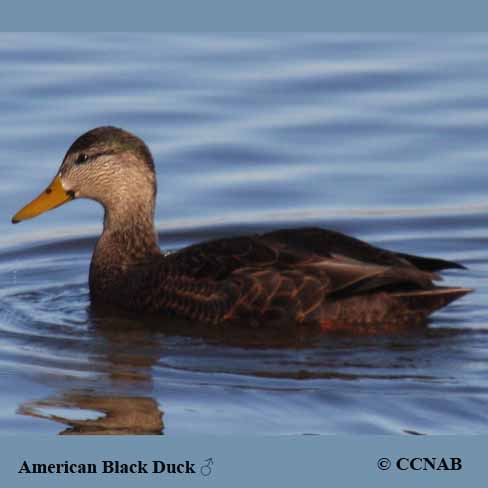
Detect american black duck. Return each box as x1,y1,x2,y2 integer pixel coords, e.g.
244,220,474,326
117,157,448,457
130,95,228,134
12,127,471,332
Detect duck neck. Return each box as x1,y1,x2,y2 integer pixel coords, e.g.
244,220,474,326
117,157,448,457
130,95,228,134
94,200,160,269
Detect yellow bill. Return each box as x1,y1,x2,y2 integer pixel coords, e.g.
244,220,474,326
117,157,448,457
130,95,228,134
11,175,74,224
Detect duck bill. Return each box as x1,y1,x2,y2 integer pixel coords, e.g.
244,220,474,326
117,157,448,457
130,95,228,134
11,175,74,224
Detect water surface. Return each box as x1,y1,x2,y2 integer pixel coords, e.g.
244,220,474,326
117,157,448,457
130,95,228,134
1,33,488,435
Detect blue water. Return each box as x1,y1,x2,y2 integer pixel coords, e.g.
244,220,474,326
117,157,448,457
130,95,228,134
0,33,487,435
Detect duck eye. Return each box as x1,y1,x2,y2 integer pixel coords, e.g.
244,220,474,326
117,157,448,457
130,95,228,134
75,153,89,165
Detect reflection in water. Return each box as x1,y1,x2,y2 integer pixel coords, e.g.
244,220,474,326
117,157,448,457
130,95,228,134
18,310,166,435
12,290,476,435
15,306,320,435
19,393,163,435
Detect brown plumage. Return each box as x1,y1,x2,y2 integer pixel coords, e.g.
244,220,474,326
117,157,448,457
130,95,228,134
12,127,472,333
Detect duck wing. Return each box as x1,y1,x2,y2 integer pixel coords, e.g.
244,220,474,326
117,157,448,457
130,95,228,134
260,227,465,271
149,253,455,326
163,226,464,282
164,234,305,280
135,229,468,326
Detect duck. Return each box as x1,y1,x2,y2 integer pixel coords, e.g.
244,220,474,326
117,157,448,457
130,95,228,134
11,126,472,333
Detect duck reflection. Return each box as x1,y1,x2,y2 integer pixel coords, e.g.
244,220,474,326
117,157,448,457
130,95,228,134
18,307,168,435
18,393,163,435
17,303,333,435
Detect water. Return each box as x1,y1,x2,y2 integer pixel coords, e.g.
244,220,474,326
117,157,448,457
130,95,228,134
1,33,488,435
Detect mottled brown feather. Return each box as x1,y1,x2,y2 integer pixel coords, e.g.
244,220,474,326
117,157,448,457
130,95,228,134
89,226,471,331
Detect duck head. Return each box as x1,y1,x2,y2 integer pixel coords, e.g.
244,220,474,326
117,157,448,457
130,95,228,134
12,126,157,225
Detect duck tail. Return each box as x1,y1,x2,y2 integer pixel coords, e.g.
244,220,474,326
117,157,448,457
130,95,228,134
392,286,472,315
395,252,466,271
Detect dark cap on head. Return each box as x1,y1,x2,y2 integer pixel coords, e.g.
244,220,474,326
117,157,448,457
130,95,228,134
65,126,154,171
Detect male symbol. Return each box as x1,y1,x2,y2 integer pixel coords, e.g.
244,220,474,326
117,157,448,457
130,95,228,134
200,458,214,477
